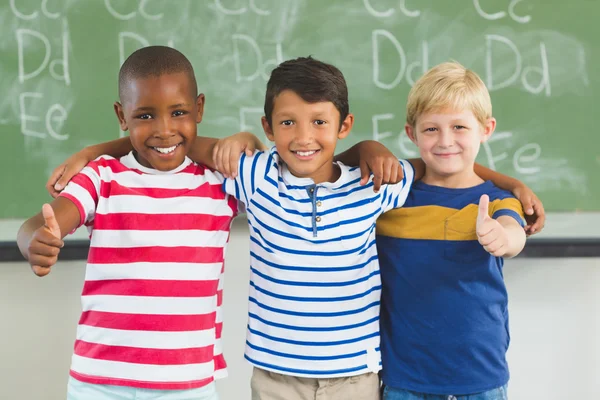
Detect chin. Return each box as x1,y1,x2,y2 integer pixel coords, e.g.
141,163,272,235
153,160,184,171
293,167,317,178
430,166,461,177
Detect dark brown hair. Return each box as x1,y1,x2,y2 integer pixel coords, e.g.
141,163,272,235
264,56,349,128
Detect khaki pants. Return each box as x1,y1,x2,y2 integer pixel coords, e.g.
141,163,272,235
251,367,380,400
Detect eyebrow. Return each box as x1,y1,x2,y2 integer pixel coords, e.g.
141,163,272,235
273,110,331,118
132,106,154,113
132,103,191,113
420,117,469,124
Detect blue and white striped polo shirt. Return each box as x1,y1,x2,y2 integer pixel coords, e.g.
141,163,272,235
223,147,414,378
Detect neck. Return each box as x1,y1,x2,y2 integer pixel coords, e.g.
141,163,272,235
421,169,483,188
132,150,151,169
290,162,340,184
317,164,341,184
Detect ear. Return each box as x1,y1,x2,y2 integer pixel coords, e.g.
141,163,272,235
405,123,418,145
337,113,354,140
113,102,128,131
262,116,275,142
480,117,496,143
195,93,205,124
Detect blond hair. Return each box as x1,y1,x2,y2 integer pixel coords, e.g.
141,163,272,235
406,61,492,127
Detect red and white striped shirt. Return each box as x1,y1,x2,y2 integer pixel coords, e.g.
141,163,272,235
59,153,237,390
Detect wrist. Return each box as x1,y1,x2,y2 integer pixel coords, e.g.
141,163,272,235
511,181,527,195
82,144,101,161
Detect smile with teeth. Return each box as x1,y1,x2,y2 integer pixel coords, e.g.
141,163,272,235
153,144,179,154
294,150,319,156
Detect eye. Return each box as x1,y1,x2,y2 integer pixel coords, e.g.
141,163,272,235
314,120,327,126
172,110,186,117
423,127,437,132
454,125,467,130
280,120,294,126
137,113,152,120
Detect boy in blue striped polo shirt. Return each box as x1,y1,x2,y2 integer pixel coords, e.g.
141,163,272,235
220,57,415,399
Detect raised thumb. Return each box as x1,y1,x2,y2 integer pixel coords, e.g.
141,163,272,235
42,204,61,238
477,194,490,224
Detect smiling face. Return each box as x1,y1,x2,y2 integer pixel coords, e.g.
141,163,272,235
406,108,496,188
114,72,204,171
261,90,353,183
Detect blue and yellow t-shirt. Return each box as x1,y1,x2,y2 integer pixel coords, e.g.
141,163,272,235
376,180,525,395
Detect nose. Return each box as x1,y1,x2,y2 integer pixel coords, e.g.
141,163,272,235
294,122,314,146
154,115,176,139
437,128,454,148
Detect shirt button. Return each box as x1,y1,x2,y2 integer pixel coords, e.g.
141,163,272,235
309,188,315,193
316,216,322,222
316,201,322,207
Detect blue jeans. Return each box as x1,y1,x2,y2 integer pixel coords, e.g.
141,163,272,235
383,385,508,400
66,377,220,400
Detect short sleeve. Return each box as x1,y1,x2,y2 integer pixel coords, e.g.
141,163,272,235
491,197,526,227
379,159,415,213
222,149,277,208
58,159,102,228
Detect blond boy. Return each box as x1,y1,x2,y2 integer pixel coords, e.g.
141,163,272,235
376,62,526,400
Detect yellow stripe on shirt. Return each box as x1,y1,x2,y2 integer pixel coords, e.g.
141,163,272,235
376,199,523,242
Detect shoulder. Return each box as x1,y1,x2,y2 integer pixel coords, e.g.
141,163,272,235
186,160,226,183
257,147,280,168
239,147,281,178
484,183,522,210
83,155,120,177
89,154,117,167
483,183,525,223
485,183,517,201
337,162,362,180
377,159,416,194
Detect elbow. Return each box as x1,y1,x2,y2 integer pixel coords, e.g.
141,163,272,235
16,223,30,261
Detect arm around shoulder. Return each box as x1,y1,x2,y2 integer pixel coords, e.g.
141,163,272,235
474,163,546,235
334,140,406,191
189,133,266,178
47,137,133,197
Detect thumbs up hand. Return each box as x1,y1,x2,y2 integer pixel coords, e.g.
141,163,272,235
476,195,509,257
28,204,64,277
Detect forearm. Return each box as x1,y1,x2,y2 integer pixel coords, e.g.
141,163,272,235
474,163,521,191
85,137,133,159
333,142,363,166
498,217,527,258
255,139,268,152
188,136,219,168
17,215,44,261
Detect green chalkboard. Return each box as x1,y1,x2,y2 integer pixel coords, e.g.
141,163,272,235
0,0,598,217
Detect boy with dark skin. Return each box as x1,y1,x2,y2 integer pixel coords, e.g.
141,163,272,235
18,46,264,400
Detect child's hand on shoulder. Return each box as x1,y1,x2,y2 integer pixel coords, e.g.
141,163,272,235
476,195,510,257
46,148,95,198
27,204,64,277
512,184,545,236
212,132,266,178
357,141,404,192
